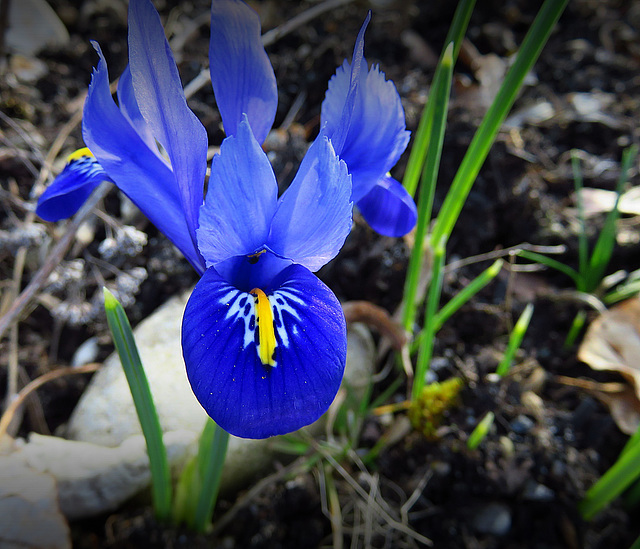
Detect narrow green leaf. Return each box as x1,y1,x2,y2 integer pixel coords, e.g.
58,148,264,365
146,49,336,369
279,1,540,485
497,303,534,377
402,43,454,332
586,145,638,292
563,309,587,349
517,249,582,286
103,288,172,520
412,238,446,401
580,434,640,520
403,0,476,197
629,533,640,549
467,411,495,450
604,278,640,305
434,259,504,331
430,0,569,245
571,151,589,280
192,419,230,533
410,258,504,354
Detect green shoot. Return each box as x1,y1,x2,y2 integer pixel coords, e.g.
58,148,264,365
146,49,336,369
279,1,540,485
467,411,495,450
579,429,640,520
518,144,638,299
402,0,476,197
496,303,534,377
173,419,230,533
103,288,172,521
410,258,504,354
192,419,230,532
402,43,454,332
413,238,446,401
434,259,504,331
430,0,569,247
563,309,587,349
586,145,638,292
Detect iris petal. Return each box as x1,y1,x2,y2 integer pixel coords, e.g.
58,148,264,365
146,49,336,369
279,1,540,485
268,134,352,272
209,0,277,144
321,15,411,204
322,12,370,155
356,175,418,237
182,263,346,439
128,0,208,245
83,43,205,272
197,117,278,267
36,150,110,222
116,65,157,151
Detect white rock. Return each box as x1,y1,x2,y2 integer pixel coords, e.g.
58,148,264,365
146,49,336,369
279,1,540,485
14,431,193,520
6,0,69,56
0,454,70,548
67,292,205,446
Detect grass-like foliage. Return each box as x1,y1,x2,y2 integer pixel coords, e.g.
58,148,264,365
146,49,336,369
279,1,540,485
518,145,639,301
579,421,640,521
103,288,172,521
402,0,569,401
104,289,227,530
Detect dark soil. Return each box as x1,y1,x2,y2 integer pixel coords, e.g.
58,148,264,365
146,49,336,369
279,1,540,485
2,0,640,548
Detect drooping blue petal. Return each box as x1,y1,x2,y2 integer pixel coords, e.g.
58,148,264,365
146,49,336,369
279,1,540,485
268,134,352,272
82,43,205,273
209,0,277,144
182,263,346,439
36,149,111,222
128,0,208,246
116,65,157,151
356,175,417,237
197,117,277,267
321,16,411,203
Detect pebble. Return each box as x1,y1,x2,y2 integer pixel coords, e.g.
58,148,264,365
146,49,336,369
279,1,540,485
509,414,535,435
472,502,512,536
6,0,69,56
522,480,555,502
71,337,99,368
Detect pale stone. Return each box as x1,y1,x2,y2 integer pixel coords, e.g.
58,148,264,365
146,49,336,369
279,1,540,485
0,455,70,548
6,0,69,56
66,292,205,446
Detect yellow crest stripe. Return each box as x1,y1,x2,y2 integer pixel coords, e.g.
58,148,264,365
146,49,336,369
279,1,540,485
250,288,277,366
66,147,94,163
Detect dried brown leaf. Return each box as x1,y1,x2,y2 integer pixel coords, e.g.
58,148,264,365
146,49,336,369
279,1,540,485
578,296,640,432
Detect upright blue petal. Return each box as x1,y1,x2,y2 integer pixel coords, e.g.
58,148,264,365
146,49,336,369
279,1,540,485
268,134,352,272
196,117,277,267
321,14,411,207
209,0,277,143
356,175,418,237
36,149,110,222
116,66,157,151
323,12,370,155
83,43,205,273
128,0,208,247
182,263,346,439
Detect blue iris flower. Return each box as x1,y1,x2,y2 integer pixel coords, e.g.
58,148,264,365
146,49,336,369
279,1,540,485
321,14,417,237
34,0,411,438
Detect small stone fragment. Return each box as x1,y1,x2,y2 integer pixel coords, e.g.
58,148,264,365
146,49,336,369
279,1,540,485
472,502,512,536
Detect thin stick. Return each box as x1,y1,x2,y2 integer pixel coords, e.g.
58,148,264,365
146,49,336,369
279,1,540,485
0,183,110,342
0,362,101,441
